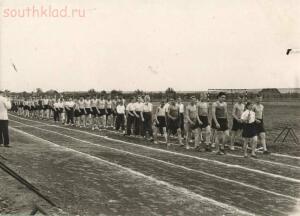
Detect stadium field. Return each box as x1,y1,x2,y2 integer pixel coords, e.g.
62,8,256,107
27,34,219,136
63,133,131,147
0,100,299,216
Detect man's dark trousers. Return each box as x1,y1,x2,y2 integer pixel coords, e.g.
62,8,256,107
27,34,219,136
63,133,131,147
0,120,9,146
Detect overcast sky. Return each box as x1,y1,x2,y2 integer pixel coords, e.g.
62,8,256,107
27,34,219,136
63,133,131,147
0,0,299,92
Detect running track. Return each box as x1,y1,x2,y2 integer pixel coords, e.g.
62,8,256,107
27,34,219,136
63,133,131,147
6,114,300,215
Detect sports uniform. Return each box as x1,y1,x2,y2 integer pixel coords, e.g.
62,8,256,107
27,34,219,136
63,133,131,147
253,103,265,134
197,101,210,129
126,101,135,136
134,101,144,136
232,102,245,131
212,101,228,131
142,102,153,137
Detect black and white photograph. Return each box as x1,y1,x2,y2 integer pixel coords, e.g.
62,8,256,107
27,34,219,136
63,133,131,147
0,0,300,215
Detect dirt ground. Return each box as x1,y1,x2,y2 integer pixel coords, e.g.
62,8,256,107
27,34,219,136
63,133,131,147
1,101,300,215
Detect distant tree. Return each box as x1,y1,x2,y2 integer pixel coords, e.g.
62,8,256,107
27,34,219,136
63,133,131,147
21,91,27,97
165,87,176,99
46,89,59,97
36,88,43,96
88,88,96,96
3,89,10,97
134,89,144,97
100,90,107,96
111,89,123,98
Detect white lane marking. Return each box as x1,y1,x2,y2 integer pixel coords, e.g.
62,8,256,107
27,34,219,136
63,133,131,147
12,124,56,128
97,127,300,169
11,127,254,216
9,121,300,201
10,116,300,183
234,145,300,160
271,153,300,160
31,123,300,169
225,153,300,170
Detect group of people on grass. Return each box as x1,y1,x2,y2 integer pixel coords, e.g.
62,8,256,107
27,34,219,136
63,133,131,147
10,92,269,157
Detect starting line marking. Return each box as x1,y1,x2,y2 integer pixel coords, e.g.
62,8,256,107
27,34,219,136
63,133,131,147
10,126,255,216
9,120,300,201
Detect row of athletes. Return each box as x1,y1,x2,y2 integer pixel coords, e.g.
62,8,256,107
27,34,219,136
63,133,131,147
150,92,268,156
11,96,125,129
11,92,269,156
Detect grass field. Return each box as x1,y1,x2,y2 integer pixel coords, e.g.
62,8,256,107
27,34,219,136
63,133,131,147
0,101,299,215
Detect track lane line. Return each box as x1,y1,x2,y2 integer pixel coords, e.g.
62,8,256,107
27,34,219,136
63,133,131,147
11,114,300,163
10,126,254,216
9,116,300,178
97,126,300,170
9,121,300,201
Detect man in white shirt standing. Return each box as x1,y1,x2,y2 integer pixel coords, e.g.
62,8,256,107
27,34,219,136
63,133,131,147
0,91,12,147
176,97,185,138
141,95,153,140
115,100,126,133
133,96,144,136
65,97,75,126
125,97,136,136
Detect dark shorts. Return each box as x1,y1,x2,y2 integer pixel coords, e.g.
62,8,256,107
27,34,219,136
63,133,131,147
199,115,209,129
255,119,265,134
232,118,243,131
168,118,181,133
80,108,85,115
43,105,49,110
24,105,29,110
155,116,166,128
91,107,99,116
74,109,81,117
242,123,257,138
99,109,106,116
85,108,91,115
187,119,201,130
59,108,64,113
212,118,228,131
106,108,112,116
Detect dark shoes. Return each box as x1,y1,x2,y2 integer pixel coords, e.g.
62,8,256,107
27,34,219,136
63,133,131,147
263,151,270,155
0,144,9,148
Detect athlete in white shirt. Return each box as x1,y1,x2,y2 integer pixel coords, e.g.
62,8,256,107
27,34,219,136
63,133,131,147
78,97,85,127
133,96,144,136
90,96,99,130
241,102,257,158
53,99,60,123
65,97,75,125
230,94,245,150
125,97,136,136
115,100,126,133
84,96,92,127
106,96,113,128
97,96,107,128
176,97,185,138
141,95,153,140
